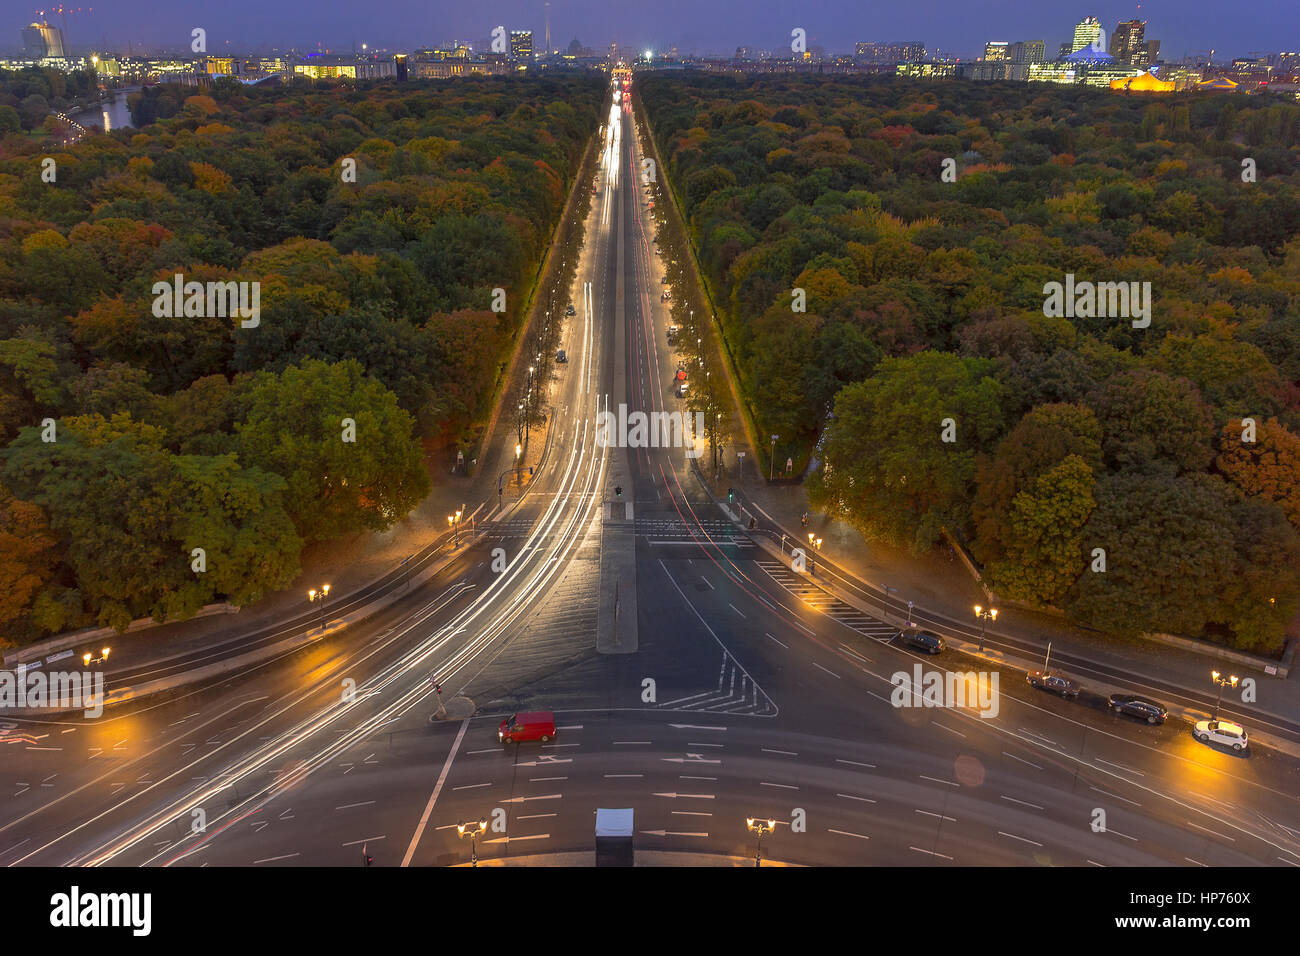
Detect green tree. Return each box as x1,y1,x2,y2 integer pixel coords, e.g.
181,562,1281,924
811,351,1007,552
972,402,1102,567
232,359,430,542
985,455,1096,607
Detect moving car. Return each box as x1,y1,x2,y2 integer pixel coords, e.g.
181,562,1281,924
896,627,944,655
499,711,556,745
1027,670,1080,699
556,349,567,364
1194,719,1248,751
565,303,576,316
1108,694,1168,724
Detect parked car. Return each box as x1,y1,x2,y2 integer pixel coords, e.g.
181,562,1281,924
676,380,688,398
660,275,669,284
1026,670,1080,699
499,711,557,745
565,303,576,316
661,291,671,301
1108,694,1168,724
556,349,567,364
896,627,944,655
1194,719,1248,751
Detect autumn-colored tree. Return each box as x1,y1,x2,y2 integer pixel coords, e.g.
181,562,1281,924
1215,418,1300,531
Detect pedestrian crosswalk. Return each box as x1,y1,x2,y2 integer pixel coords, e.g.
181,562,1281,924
755,560,897,642
658,650,777,716
635,516,754,547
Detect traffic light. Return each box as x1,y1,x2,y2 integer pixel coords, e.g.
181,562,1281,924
615,485,623,497
728,488,734,503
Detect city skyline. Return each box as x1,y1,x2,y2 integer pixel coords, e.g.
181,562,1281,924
5,0,1294,62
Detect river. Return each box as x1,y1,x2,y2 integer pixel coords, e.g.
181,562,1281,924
69,89,137,132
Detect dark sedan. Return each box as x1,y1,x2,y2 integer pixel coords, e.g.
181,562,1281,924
1027,670,1080,699
1108,694,1168,724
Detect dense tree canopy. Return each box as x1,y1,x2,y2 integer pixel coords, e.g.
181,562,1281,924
0,75,603,641
641,74,1300,650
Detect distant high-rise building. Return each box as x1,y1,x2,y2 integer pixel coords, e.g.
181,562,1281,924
984,41,1009,61
1072,16,1103,53
1110,19,1150,67
1009,40,1046,63
22,20,66,59
509,29,533,61
854,41,925,63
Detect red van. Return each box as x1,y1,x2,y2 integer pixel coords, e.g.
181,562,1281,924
498,711,556,745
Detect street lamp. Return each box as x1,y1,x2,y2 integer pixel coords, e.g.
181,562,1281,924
515,442,523,485
448,508,463,546
457,819,488,866
770,434,778,481
308,584,331,631
1211,670,1238,720
82,647,111,666
973,604,997,652
746,817,776,867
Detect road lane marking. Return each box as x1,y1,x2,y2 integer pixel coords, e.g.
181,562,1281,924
916,810,956,822
1184,821,1234,841
1000,795,1044,810
254,853,300,864
762,748,797,756
669,724,726,731
998,831,1043,848
909,847,953,860
760,782,798,790
919,775,959,787
402,718,470,867
1096,757,1144,777
451,784,491,791
836,759,876,769
1090,786,1141,807
829,828,870,841
335,800,376,810
837,793,876,804
765,633,788,649
812,662,841,679
1002,751,1043,770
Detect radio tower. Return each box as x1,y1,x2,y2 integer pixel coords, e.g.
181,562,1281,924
545,1,551,56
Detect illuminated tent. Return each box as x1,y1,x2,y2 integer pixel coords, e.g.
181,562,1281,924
1111,70,1176,92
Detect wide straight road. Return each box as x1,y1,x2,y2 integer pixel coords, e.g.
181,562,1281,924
3,84,1299,868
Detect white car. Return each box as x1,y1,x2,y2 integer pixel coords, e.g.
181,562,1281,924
1194,719,1248,751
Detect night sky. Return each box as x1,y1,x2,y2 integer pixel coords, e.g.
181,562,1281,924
7,0,1295,61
